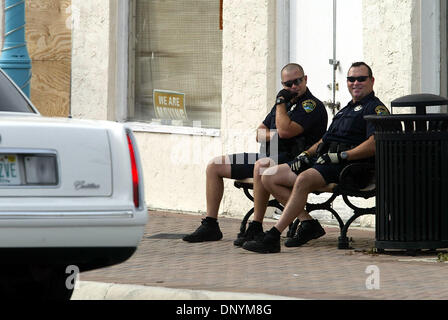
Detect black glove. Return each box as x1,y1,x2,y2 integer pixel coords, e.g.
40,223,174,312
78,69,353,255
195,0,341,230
276,89,296,105
316,152,347,165
290,151,312,173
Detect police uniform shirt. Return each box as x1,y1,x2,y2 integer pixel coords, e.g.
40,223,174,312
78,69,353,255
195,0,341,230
322,91,389,147
262,88,328,154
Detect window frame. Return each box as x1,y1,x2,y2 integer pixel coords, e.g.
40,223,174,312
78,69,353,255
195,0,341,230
118,0,221,137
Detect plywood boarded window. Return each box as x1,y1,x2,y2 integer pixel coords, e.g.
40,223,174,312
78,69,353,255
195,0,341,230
25,0,71,117
129,0,222,129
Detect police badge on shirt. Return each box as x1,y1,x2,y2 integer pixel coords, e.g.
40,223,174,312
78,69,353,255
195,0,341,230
375,105,390,115
302,100,317,113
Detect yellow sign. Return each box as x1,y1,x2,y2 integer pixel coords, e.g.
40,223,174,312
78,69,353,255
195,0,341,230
153,90,188,120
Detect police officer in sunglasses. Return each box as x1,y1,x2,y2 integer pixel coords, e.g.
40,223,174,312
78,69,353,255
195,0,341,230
183,63,328,244
242,62,391,253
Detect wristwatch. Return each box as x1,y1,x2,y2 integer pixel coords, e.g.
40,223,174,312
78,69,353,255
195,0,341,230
275,97,285,106
340,151,349,161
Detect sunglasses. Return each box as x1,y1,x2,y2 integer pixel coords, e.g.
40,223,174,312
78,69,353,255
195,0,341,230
347,76,370,83
282,76,304,88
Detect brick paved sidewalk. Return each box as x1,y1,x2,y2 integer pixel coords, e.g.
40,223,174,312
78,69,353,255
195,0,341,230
80,210,448,300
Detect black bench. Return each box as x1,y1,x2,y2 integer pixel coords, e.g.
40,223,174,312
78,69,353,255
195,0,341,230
234,163,376,249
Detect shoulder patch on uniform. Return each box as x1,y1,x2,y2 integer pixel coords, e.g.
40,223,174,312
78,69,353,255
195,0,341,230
375,105,390,115
302,99,317,113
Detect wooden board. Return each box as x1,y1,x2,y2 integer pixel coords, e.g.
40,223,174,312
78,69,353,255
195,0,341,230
25,0,71,117
30,60,71,117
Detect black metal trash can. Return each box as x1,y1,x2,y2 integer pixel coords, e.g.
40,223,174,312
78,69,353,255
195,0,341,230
365,94,448,251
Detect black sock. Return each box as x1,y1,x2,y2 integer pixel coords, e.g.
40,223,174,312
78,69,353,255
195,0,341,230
302,219,315,224
251,221,262,227
205,217,218,223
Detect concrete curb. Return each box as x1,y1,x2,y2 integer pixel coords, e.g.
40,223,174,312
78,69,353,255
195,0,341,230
71,281,301,300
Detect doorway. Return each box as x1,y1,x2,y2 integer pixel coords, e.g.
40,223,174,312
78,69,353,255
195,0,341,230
289,0,363,121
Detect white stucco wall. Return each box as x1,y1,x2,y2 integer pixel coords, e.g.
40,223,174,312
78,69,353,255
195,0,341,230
362,0,419,111
71,0,110,120
135,132,223,214
220,0,276,217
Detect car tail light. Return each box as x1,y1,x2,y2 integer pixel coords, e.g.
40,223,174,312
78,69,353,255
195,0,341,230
127,133,140,208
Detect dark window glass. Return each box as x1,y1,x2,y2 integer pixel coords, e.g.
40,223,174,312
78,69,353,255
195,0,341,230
0,70,35,113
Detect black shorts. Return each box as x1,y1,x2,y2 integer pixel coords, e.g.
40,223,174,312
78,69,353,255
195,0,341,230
230,152,291,180
288,161,370,185
311,163,346,184
287,157,347,184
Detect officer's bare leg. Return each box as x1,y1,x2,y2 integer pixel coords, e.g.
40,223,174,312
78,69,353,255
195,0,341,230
252,158,275,223
273,168,326,232
206,155,231,218
261,163,297,205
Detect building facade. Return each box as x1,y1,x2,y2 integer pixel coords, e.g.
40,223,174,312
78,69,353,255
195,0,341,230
1,0,446,226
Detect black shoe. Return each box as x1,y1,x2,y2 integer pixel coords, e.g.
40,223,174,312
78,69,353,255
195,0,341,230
182,218,223,243
233,221,264,247
284,219,325,247
242,227,280,253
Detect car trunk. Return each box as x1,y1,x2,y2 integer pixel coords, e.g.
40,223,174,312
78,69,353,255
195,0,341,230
0,116,113,197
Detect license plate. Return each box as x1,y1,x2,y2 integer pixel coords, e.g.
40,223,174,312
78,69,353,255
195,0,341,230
0,154,21,185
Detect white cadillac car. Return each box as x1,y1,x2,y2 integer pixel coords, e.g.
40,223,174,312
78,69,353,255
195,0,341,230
0,68,148,299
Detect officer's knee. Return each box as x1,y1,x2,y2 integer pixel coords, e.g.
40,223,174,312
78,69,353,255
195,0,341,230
254,158,274,176
261,166,281,191
261,173,273,191
256,157,272,167
207,156,229,177
295,169,324,193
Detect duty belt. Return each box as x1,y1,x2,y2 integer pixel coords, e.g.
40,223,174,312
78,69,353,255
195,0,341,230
328,142,355,153
318,142,356,155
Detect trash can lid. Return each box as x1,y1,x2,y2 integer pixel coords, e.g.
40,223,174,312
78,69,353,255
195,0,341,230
391,93,448,107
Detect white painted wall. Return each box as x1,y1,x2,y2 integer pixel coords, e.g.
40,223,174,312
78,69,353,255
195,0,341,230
71,0,110,120
335,0,364,104
290,0,333,108
420,0,442,113
276,0,290,92
363,0,419,114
